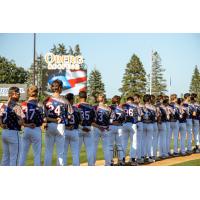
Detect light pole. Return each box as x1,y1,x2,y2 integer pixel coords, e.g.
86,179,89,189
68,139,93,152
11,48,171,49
150,50,153,95
33,33,36,85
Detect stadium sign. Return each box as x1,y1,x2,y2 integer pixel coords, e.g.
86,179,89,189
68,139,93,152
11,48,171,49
45,53,84,70
0,84,27,101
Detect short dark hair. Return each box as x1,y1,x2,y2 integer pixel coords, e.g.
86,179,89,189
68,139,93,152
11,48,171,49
184,93,190,99
8,87,20,96
163,95,169,100
157,95,163,101
143,94,151,103
133,94,140,99
177,98,184,105
112,95,121,104
51,79,63,92
150,94,155,100
127,96,134,101
163,98,169,105
79,91,87,99
66,93,74,101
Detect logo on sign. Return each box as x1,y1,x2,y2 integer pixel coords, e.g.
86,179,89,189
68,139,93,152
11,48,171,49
45,53,84,70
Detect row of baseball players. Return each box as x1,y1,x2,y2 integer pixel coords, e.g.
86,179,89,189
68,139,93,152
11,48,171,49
0,79,200,166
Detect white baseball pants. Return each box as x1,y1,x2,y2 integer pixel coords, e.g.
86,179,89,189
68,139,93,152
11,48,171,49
64,129,80,166
1,129,21,166
186,119,193,151
93,127,111,166
19,127,42,166
193,119,199,146
179,123,187,154
109,125,124,161
44,123,65,166
170,121,179,154
158,123,168,157
79,126,94,166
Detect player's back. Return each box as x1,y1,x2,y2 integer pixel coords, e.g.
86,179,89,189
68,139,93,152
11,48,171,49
21,99,43,127
77,102,95,127
122,102,139,123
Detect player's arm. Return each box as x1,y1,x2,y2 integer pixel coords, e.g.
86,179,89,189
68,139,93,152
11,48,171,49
0,116,5,129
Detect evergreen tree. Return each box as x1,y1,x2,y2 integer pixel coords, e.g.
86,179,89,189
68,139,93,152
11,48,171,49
0,56,29,84
88,68,106,103
146,73,151,94
151,51,167,96
68,46,74,55
50,43,67,55
74,44,81,56
189,65,200,100
119,54,147,98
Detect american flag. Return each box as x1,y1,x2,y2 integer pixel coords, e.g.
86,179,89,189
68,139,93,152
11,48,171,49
64,69,87,95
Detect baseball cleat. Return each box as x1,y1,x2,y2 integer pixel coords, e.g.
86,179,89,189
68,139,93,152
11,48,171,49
130,158,138,166
168,152,173,157
180,152,187,156
155,157,161,161
147,157,155,163
193,146,200,153
186,150,193,155
118,160,125,166
137,158,144,165
173,152,179,157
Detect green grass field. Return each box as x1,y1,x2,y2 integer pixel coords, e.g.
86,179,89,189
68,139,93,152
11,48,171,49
171,159,200,166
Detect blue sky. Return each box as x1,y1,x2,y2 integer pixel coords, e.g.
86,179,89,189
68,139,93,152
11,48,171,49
0,33,200,98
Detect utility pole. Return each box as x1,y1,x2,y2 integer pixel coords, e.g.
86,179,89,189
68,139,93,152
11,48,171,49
169,76,171,97
150,50,153,95
33,33,36,85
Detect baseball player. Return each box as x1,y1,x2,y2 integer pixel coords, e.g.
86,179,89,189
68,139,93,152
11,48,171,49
109,95,126,166
141,94,156,163
93,94,112,166
77,91,96,166
157,98,169,159
169,94,180,156
121,96,141,166
133,94,144,164
64,93,82,166
163,96,173,156
19,85,44,166
43,79,73,166
0,87,25,166
190,93,200,153
177,98,188,156
150,95,160,161
183,93,194,154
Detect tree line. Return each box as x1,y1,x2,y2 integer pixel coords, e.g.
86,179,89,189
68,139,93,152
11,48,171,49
0,44,199,103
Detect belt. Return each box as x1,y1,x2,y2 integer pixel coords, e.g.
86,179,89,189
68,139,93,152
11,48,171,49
143,120,153,124
124,121,137,124
170,119,178,122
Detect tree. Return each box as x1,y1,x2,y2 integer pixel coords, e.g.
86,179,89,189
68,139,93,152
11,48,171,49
49,43,86,70
74,44,81,56
50,43,67,55
87,68,106,103
146,73,151,94
151,51,167,96
119,54,147,98
68,46,74,55
27,54,48,100
189,65,200,101
0,56,29,84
